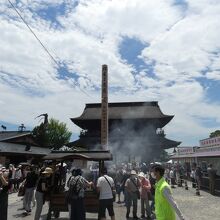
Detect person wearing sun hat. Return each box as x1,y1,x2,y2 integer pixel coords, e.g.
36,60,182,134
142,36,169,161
34,167,53,220
138,172,152,219
125,170,141,219
42,167,53,174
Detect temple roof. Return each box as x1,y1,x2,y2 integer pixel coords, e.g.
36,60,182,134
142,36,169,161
158,137,181,149
0,142,50,156
70,135,181,150
71,102,174,129
0,130,39,146
0,131,31,142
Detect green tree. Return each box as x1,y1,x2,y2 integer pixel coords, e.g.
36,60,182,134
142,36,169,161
33,118,72,149
32,122,49,147
159,149,169,162
209,130,220,138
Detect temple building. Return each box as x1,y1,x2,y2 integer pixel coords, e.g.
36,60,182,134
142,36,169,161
172,136,220,175
0,130,50,165
171,137,220,193
70,102,181,162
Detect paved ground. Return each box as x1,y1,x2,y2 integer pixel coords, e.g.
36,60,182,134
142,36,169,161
8,185,220,220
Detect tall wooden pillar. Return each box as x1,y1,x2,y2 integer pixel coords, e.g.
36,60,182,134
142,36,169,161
101,64,108,150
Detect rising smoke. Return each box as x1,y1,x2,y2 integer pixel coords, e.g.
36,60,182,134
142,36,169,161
108,109,164,164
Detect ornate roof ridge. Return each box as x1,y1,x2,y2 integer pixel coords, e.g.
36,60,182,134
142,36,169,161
85,101,159,108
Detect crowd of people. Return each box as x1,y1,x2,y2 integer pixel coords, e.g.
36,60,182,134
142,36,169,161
0,163,59,220
0,160,218,220
163,162,217,196
110,163,185,220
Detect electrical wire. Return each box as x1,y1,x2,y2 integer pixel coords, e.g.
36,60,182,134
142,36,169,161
7,0,93,98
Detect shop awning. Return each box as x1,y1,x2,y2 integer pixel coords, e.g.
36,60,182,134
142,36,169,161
171,150,220,159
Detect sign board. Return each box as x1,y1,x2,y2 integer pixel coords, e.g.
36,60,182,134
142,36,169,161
101,64,108,150
200,137,220,148
177,147,194,155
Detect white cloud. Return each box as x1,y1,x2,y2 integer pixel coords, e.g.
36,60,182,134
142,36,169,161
60,0,182,41
141,1,220,82
1,0,220,146
206,71,220,80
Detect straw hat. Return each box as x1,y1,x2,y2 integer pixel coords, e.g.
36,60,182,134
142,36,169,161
42,167,53,174
131,170,137,175
138,172,145,178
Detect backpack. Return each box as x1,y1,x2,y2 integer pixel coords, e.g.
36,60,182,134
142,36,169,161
65,176,81,203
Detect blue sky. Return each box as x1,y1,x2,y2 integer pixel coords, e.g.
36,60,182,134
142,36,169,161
1,0,220,146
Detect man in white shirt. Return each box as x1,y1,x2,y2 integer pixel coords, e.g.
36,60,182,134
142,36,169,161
97,167,115,220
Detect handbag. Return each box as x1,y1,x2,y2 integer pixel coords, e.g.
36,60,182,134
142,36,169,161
130,178,140,200
18,185,25,197
103,175,116,202
147,191,153,201
136,190,141,199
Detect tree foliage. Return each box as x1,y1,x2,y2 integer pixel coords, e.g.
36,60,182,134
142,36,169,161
209,130,220,138
159,149,169,162
33,118,72,149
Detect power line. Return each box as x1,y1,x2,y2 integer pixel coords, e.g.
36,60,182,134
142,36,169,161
7,0,59,66
7,0,93,98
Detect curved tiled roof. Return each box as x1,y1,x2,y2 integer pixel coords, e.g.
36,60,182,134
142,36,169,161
71,102,174,129
0,131,31,142
0,142,50,156
72,102,173,120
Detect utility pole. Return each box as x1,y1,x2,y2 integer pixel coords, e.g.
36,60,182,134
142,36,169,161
101,64,108,151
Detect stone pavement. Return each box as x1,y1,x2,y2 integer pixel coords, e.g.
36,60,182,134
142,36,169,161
8,185,220,220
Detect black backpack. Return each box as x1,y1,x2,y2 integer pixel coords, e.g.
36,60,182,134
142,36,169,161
65,176,81,203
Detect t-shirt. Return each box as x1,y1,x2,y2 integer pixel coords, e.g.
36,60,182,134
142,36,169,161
36,177,48,193
190,170,195,179
140,178,151,199
170,170,175,178
125,177,140,193
97,175,114,200
115,171,124,185
121,173,130,189
25,172,38,188
15,169,22,179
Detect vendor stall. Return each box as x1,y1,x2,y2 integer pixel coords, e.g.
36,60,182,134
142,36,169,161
43,150,112,220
